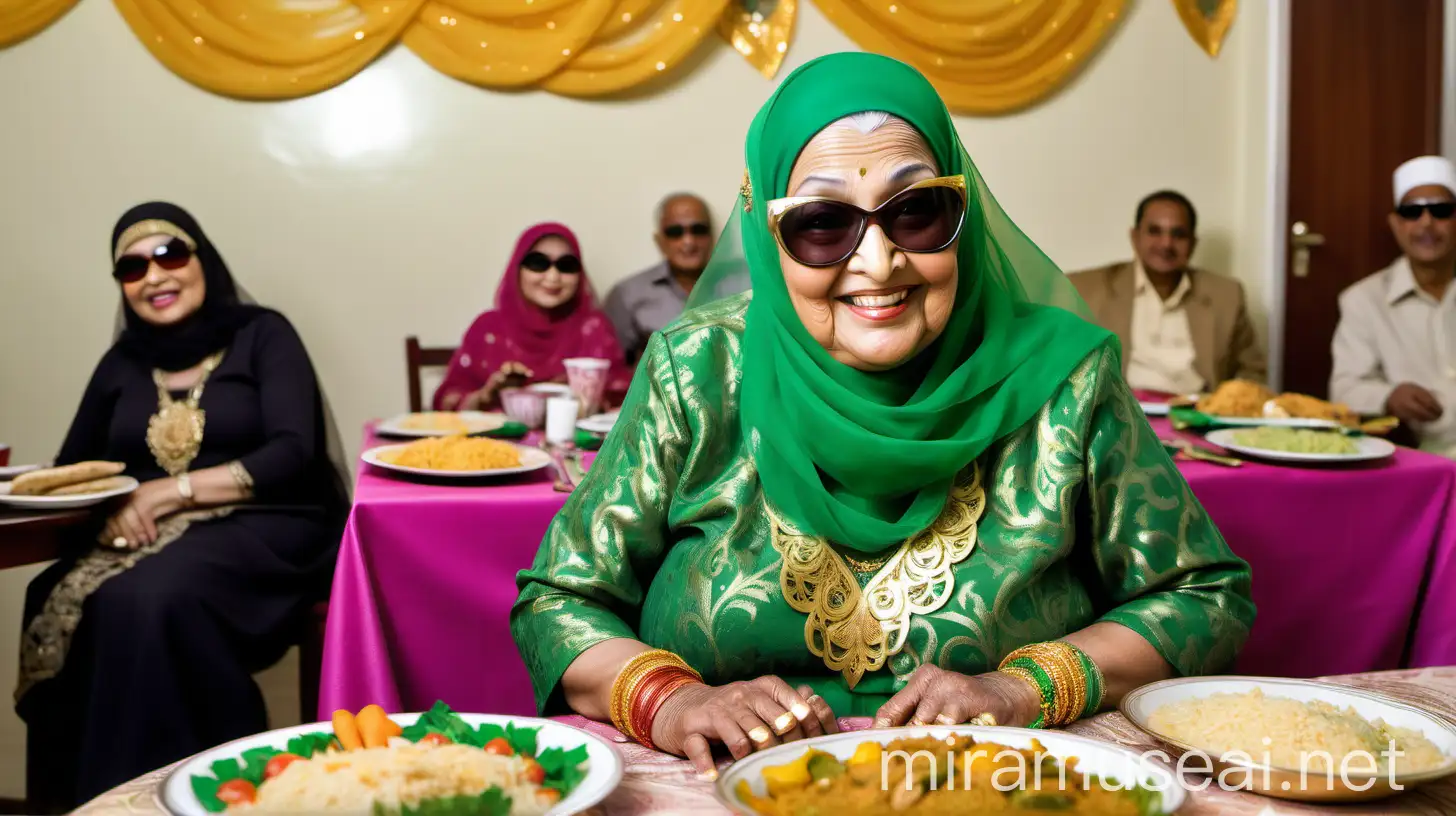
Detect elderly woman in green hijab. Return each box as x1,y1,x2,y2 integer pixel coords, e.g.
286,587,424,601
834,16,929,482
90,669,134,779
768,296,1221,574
512,52,1254,776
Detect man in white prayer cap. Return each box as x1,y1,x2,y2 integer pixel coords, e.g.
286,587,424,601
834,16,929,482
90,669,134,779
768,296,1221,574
1330,155,1456,456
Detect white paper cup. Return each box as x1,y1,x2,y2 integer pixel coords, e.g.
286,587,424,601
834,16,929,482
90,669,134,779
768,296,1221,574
563,358,611,417
545,397,580,445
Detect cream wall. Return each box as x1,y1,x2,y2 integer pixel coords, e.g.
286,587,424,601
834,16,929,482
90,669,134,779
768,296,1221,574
0,0,1268,798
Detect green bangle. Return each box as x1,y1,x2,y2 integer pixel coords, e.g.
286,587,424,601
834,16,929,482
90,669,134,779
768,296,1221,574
1075,647,1105,718
1002,658,1055,730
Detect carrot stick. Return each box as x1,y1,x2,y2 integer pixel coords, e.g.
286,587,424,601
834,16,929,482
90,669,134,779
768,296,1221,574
332,710,363,751
356,705,400,749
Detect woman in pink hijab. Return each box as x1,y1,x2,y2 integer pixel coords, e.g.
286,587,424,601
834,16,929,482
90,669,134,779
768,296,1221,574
434,223,629,411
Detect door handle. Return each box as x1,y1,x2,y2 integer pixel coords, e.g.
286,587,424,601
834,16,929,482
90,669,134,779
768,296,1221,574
1290,221,1325,278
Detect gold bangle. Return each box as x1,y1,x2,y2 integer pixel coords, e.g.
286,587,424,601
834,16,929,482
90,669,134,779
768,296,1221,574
227,461,255,496
1001,642,1092,728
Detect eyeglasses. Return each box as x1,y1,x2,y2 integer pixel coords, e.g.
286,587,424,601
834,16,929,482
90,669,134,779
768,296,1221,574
521,252,582,274
662,223,711,240
766,175,968,267
113,237,193,283
1396,201,1456,221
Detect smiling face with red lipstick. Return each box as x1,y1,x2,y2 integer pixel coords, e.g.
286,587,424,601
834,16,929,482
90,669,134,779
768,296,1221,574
776,117,959,371
117,232,207,327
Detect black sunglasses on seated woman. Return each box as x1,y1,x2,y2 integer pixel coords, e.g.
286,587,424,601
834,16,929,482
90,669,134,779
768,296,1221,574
521,252,582,274
766,175,968,267
113,238,193,284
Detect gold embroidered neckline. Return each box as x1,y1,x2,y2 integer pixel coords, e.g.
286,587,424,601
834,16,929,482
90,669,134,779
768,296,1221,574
772,463,986,688
147,351,224,477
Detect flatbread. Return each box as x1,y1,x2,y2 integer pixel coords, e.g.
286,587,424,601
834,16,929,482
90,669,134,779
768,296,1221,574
45,476,133,496
10,461,126,496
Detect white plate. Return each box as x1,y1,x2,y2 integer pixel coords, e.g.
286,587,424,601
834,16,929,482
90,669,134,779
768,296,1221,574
1206,429,1396,463
716,725,1184,814
1121,676,1456,801
361,443,552,478
1140,401,1172,416
375,411,508,439
0,462,46,481
576,411,619,435
157,712,622,816
0,476,138,510
1200,415,1344,429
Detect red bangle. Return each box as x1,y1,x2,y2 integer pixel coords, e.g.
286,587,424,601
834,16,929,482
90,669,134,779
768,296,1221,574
629,667,700,751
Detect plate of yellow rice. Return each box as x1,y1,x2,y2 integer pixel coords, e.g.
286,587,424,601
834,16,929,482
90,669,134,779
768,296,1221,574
362,436,551,478
377,411,509,439
1206,428,1395,464
1121,676,1456,801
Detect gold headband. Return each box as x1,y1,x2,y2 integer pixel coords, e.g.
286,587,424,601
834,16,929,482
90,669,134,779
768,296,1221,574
113,220,198,262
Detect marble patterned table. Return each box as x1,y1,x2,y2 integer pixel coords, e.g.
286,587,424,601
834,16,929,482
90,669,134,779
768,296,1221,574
77,667,1456,815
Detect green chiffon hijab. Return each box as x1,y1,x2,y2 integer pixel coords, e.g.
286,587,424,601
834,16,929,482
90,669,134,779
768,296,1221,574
687,52,1112,553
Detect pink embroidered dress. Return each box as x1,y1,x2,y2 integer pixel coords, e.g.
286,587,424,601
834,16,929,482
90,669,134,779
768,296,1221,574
433,223,630,411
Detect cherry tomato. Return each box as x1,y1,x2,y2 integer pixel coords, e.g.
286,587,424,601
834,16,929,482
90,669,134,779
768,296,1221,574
522,757,546,785
484,737,515,756
419,732,453,746
263,753,304,780
216,779,257,806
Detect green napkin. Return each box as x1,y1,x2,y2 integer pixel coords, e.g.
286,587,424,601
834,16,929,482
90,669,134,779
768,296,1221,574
481,422,529,439
574,430,602,451
1168,407,1219,430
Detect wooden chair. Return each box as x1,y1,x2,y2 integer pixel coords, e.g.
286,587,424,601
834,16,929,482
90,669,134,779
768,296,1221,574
405,336,459,412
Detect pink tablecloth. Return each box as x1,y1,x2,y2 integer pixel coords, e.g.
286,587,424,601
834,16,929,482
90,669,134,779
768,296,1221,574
1151,417,1456,676
321,415,1456,721
318,430,579,720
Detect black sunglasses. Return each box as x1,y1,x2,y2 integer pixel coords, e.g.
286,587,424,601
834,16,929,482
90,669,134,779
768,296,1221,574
521,252,582,274
662,223,711,239
113,238,193,283
767,176,968,268
1396,201,1456,221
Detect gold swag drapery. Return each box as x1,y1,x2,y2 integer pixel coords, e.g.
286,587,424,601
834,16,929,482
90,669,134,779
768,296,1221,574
1,0,1131,114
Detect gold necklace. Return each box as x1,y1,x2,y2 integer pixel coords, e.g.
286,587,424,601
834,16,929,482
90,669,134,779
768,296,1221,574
773,463,985,688
147,351,224,476
840,549,895,574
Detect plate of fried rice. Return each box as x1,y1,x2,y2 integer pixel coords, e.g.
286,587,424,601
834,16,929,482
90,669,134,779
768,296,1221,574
377,411,509,438
1122,677,1456,802
362,436,551,478
160,703,621,815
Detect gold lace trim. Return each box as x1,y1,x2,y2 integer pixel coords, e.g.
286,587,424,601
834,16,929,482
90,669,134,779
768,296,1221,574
772,463,985,688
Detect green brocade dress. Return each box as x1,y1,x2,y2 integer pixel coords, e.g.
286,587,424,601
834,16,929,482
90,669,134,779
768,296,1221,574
512,294,1255,717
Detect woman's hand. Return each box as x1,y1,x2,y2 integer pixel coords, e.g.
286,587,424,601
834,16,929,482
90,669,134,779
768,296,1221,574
99,478,185,550
465,362,534,409
650,677,838,775
874,665,1042,729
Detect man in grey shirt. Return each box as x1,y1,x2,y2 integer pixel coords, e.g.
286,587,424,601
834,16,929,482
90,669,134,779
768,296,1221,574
605,192,714,363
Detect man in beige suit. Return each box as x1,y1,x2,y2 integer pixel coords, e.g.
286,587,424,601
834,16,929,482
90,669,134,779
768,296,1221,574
1070,191,1266,394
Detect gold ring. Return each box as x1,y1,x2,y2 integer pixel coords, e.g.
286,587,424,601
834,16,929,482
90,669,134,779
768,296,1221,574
969,713,998,727
748,726,772,744
112,536,128,549
935,714,958,725
773,712,797,734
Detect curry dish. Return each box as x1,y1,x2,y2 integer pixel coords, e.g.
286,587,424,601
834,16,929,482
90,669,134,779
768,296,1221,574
737,735,1158,815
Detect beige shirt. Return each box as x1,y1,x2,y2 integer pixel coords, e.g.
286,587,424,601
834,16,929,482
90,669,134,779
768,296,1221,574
1330,257,1456,457
1124,263,1204,395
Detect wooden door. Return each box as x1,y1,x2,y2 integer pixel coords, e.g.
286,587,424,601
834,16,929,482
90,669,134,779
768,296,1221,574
1282,0,1444,397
